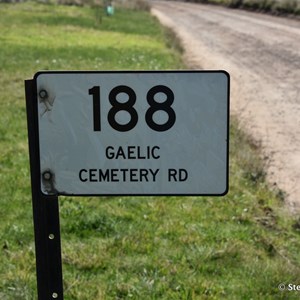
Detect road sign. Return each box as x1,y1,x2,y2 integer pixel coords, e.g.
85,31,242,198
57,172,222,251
35,70,229,196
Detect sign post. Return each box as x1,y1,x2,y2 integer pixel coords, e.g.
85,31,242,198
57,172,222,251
25,80,63,299
25,70,229,299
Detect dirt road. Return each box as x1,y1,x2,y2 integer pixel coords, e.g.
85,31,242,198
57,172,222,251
151,0,300,211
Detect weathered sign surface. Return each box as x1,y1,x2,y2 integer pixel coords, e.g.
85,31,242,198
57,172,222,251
35,71,229,196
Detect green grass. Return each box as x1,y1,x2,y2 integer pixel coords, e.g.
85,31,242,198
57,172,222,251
1,2,300,299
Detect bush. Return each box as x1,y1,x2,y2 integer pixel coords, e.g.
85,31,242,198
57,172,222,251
114,0,150,11
228,0,244,8
273,0,299,14
175,0,300,15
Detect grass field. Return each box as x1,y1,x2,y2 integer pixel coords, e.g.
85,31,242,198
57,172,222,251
1,1,300,299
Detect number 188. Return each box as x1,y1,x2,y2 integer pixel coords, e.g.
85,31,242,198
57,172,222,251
88,85,176,132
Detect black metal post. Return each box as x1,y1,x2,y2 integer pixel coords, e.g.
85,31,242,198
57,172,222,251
25,80,64,300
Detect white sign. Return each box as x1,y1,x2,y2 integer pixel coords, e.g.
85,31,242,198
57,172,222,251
35,71,229,196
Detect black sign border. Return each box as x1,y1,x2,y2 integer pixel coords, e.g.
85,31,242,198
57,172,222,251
33,70,230,197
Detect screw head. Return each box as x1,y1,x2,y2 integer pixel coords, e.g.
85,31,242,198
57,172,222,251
42,171,52,181
39,89,48,99
49,234,55,240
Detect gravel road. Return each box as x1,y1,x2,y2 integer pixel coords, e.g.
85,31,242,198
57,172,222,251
151,0,300,211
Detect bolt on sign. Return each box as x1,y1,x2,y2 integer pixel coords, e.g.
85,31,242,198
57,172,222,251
36,70,230,196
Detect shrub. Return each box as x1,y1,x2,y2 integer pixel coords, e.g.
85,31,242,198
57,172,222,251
114,0,150,11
